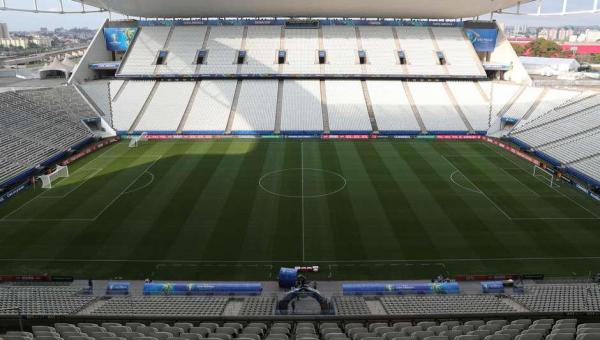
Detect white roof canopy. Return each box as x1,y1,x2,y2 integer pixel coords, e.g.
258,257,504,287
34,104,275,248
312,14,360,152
74,0,530,19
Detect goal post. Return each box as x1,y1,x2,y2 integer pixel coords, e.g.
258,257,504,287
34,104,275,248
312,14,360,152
38,165,69,189
129,132,148,148
533,165,556,188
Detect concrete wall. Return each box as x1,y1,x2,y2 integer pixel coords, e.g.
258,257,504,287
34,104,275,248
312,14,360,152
489,24,532,86
69,20,113,84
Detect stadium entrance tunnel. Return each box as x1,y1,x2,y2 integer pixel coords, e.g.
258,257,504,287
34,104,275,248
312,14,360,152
259,168,347,198
277,286,333,315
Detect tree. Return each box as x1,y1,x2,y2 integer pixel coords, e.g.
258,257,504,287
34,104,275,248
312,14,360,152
591,54,600,64
511,43,526,56
526,38,568,58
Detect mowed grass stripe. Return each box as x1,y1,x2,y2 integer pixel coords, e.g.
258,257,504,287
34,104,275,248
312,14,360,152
302,142,336,262
317,142,368,261
202,141,272,261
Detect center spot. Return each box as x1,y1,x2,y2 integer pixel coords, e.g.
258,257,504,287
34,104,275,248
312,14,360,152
259,168,347,198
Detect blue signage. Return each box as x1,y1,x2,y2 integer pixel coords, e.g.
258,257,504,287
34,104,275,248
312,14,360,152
104,27,138,52
465,28,498,52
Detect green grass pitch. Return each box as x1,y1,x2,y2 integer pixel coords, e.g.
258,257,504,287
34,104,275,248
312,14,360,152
0,139,599,281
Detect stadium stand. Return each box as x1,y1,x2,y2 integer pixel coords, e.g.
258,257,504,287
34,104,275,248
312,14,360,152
538,129,600,164
359,27,402,75
569,156,600,184
365,80,421,134
479,82,522,117
332,296,371,316
4,318,600,340
119,26,171,75
238,297,277,316
134,81,196,133
116,24,486,78
242,26,282,74
111,80,156,132
78,81,112,124
200,26,244,75
503,87,544,122
282,28,321,75
324,81,372,133
280,80,324,133
397,27,444,76
88,296,228,316
430,27,484,77
515,89,580,128
0,287,95,316
407,82,467,133
446,81,491,133
156,26,208,75
0,89,94,185
380,295,518,315
510,95,600,149
230,80,278,134
182,80,237,134
511,284,600,313
321,26,362,75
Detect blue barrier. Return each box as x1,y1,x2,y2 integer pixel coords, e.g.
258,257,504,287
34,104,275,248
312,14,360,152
278,267,298,288
143,282,262,295
343,282,460,295
481,281,504,294
106,281,130,295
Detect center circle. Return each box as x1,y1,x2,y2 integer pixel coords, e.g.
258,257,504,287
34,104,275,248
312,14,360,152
259,168,347,198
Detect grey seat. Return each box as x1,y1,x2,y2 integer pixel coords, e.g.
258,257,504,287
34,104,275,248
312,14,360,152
173,326,193,334
383,333,404,340
484,335,510,340
188,329,209,338
423,336,449,340
577,331,600,335
454,328,474,335
413,331,435,340
120,333,143,340
418,324,437,330
132,337,158,340
515,335,543,340
441,324,460,330
137,329,158,337
455,336,480,340
577,335,600,340
551,331,575,336
547,335,574,340
207,334,230,340
162,329,183,337
512,321,532,328
440,330,463,340
198,325,218,333
36,336,63,340
465,323,485,330
370,325,389,333
495,330,519,340
428,328,448,336
125,326,145,333
150,333,173,340
149,326,168,333
376,329,395,337
393,324,413,332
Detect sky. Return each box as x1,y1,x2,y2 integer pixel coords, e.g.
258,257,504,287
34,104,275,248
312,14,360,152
0,0,598,31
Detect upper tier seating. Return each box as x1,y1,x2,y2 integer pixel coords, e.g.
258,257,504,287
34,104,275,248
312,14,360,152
117,25,485,78
511,284,600,313
0,89,94,185
119,26,170,75
200,26,244,75
78,81,111,124
504,87,544,122
157,26,207,75
570,155,600,183
242,26,282,74
514,89,579,128
431,27,484,77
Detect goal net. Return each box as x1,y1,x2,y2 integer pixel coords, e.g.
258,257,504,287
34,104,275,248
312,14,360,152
38,165,69,189
533,165,557,188
129,132,148,148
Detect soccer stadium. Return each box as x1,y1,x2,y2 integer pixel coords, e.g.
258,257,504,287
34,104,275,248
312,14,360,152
1,0,600,335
